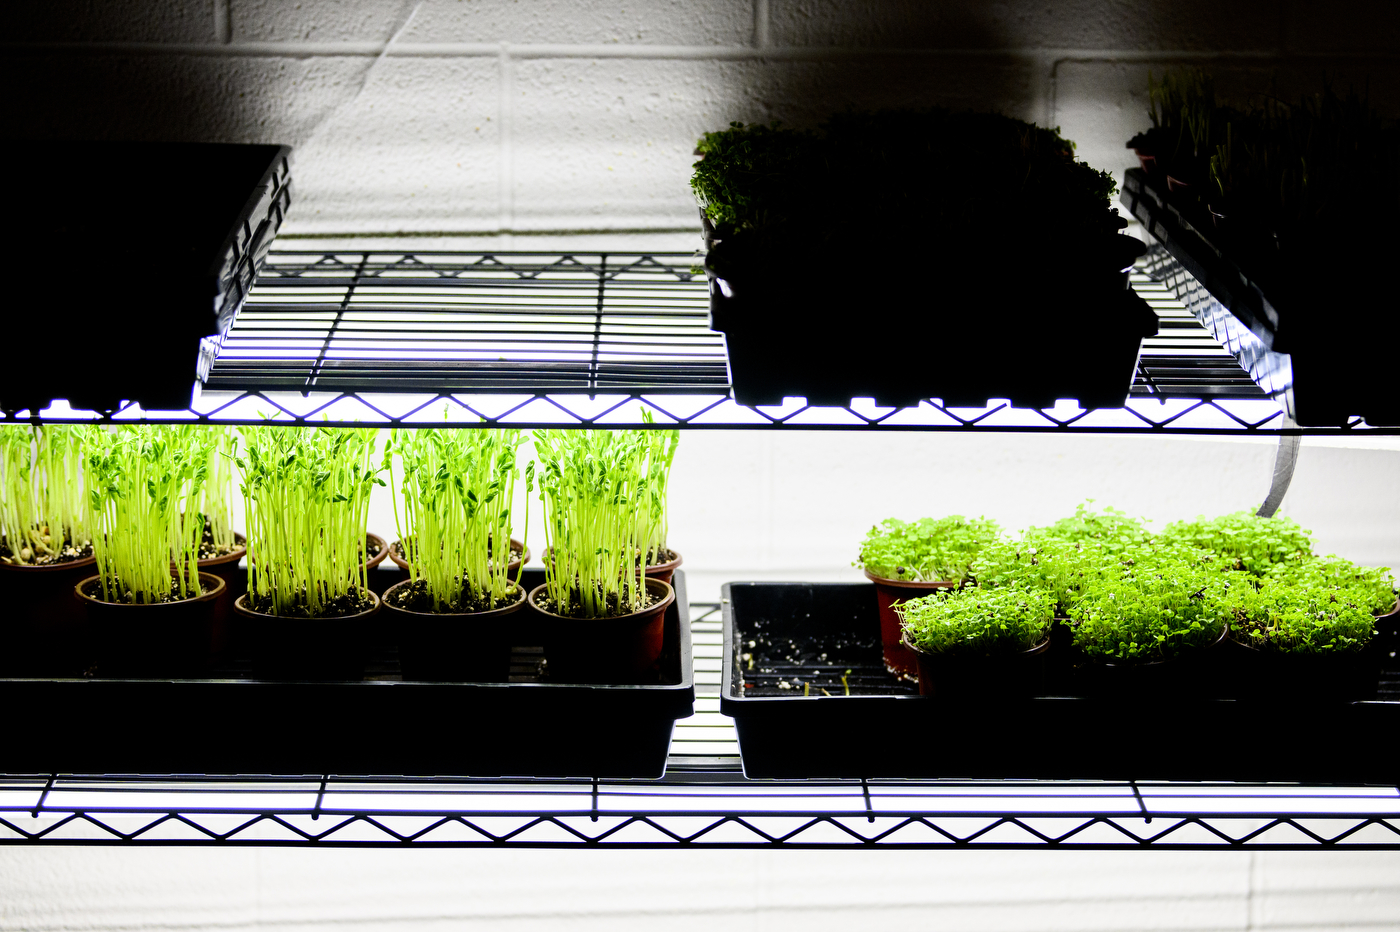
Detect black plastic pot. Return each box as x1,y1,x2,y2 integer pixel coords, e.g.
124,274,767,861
196,532,246,663
383,579,526,682
0,554,97,677
529,577,675,684
76,572,226,678
1120,167,1400,426
902,632,1050,700
1072,624,1230,699
707,233,1156,409
233,589,379,681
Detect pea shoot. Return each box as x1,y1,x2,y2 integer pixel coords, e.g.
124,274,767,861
238,426,384,617
385,427,527,613
0,424,90,566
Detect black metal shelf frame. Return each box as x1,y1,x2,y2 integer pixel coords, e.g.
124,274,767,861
3,250,1396,435
3,606,1399,850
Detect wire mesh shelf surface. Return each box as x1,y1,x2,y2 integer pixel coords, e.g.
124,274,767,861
3,609,1399,850
0,249,1392,433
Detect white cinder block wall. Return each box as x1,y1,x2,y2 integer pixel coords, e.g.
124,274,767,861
8,1,1400,928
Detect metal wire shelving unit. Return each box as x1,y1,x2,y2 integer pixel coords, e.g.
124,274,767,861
5,249,1395,435
4,247,1398,850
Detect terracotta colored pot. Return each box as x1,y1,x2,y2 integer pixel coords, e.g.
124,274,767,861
233,589,380,681
75,571,225,678
0,553,97,676
382,579,526,682
862,569,956,682
195,532,246,662
1074,623,1229,699
365,532,389,571
528,577,674,684
643,550,683,586
902,632,1050,700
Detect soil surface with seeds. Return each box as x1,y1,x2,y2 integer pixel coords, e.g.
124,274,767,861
386,578,520,614
81,577,213,604
0,534,94,566
245,588,377,618
535,587,664,619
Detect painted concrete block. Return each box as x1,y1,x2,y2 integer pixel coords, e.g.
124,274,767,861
768,0,1283,51
401,0,754,46
232,0,405,42
13,0,215,43
286,57,501,232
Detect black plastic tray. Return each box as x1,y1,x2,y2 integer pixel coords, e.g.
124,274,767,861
0,142,291,413
0,568,693,779
720,581,1400,781
706,236,1157,410
1120,168,1398,426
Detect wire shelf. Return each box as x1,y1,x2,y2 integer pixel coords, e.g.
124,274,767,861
2,608,1398,850
2,250,1395,434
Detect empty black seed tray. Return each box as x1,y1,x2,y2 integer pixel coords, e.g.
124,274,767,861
720,581,1400,781
0,569,693,779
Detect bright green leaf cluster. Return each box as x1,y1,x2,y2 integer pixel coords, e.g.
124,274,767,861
1160,509,1313,575
198,426,238,553
386,427,527,613
82,425,214,604
238,426,383,618
856,515,1001,583
1227,574,1380,654
1265,554,1396,616
896,585,1054,656
1069,561,1235,662
0,424,91,565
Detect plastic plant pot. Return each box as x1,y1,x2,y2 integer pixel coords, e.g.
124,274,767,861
1073,624,1230,699
1224,599,1400,704
861,568,955,682
75,571,226,678
381,579,527,682
195,531,246,662
643,550,683,586
388,537,528,576
902,632,1051,701
528,577,676,684
0,554,97,677
233,589,380,681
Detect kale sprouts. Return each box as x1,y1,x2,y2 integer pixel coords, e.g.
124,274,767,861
1068,560,1235,662
1160,509,1313,576
856,515,1001,584
1227,574,1379,654
897,584,1053,656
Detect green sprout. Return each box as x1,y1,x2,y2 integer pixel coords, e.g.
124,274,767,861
1227,573,1379,654
897,585,1054,657
0,424,91,565
237,426,384,618
1264,554,1396,616
385,427,528,613
82,425,214,604
856,515,1001,583
532,427,675,619
1069,560,1235,663
1160,509,1313,576
197,425,238,555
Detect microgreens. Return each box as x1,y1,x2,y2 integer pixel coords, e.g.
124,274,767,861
1160,509,1313,575
386,427,527,613
896,584,1053,656
0,424,90,565
198,425,238,553
82,425,214,604
237,426,384,617
1069,560,1234,662
1264,554,1396,616
857,515,1001,583
532,427,676,618
1227,573,1378,654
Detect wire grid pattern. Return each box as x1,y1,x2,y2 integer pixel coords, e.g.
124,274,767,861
7,250,1395,434
1,604,1397,851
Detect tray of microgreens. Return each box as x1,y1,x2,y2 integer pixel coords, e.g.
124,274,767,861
1120,71,1400,425
692,109,1157,409
0,423,693,778
722,503,1399,780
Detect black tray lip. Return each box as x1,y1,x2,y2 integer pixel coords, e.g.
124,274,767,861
0,570,694,711
719,579,1400,713
1120,167,1282,347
